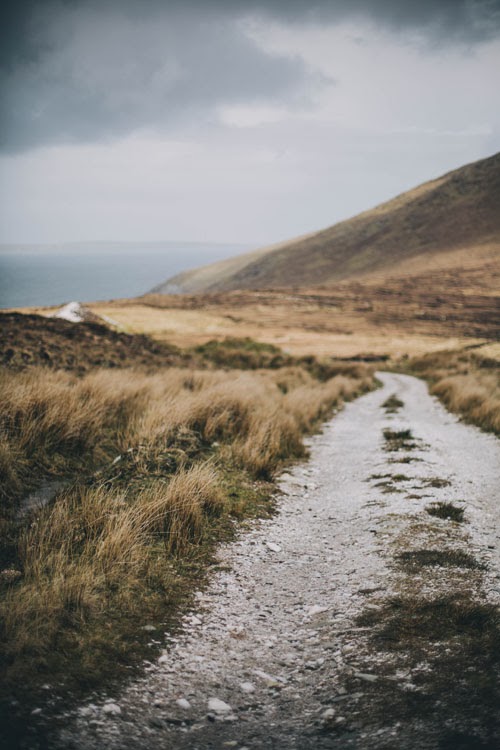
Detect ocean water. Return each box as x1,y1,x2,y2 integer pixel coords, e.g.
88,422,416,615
0,241,252,309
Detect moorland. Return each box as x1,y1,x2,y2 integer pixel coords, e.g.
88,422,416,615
0,152,499,744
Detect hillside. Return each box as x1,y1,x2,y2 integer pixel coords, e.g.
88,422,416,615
151,232,314,294
153,152,500,293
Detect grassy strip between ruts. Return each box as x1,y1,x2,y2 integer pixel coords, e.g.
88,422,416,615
0,345,374,735
354,592,500,749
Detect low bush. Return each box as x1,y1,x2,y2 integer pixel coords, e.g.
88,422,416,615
194,337,290,369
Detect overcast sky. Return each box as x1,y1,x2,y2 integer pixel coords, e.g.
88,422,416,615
1,0,499,246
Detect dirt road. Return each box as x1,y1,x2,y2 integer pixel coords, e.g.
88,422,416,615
55,373,500,749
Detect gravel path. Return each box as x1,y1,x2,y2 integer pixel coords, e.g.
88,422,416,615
55,372,500,749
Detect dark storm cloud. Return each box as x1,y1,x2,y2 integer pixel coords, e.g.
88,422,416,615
262,0,500,40
1,1,333,152
1,0,499,152
197,0,500,41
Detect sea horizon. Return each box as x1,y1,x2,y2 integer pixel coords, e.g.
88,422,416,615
0,240,254,309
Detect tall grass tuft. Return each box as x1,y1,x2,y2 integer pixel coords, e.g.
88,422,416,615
408,350,500,434
136,464,225,553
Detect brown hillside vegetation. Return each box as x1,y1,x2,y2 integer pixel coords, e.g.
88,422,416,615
154,151,500,293
0,312,374,376
80,257,499,360
0,313,191,372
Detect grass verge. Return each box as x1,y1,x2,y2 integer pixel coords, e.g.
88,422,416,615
406,348,500,435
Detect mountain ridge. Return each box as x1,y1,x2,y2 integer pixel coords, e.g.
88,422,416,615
152,151,500,294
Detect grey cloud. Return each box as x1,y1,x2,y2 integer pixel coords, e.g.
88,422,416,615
262,0,500,41
1,0,499,153
1,3,334,154
104,1,500,40
1,2,329,152
5,1,500,59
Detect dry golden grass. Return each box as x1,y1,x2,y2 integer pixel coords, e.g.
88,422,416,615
79,300,480,358
472,341,500,363
432,373,500,434
17,283,490,358
408,349,500,434
2,466,223,665
0,368,148,501
0,359,372,502
137,464,225,553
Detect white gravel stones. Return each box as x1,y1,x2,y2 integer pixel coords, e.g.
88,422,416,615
102,703,121,716
207,698,232,714
253,669,285,685
175,698,191,710
265,542,282,553
321,708,336,722
184,614,202,626
239,682,255,694
304,658,325,670
305,604,329,617
78,705,98,718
